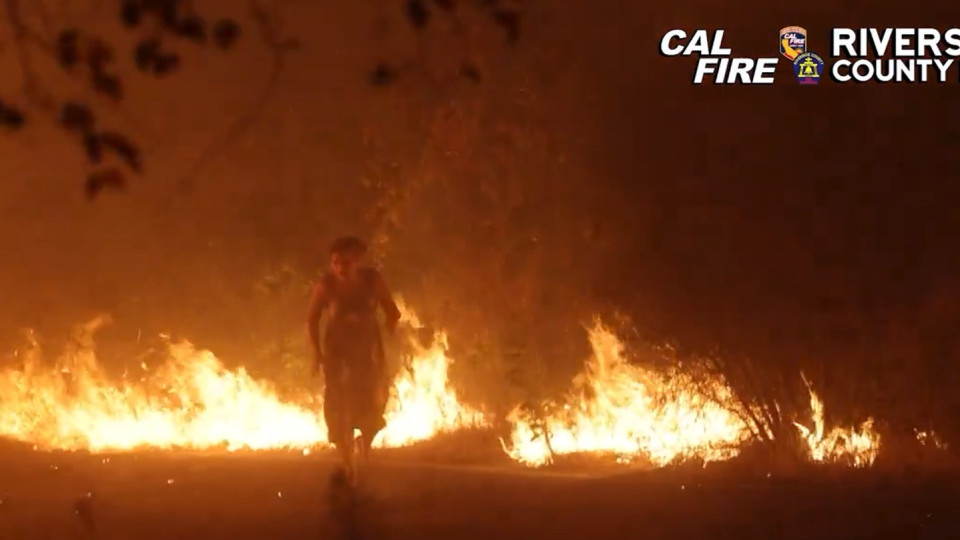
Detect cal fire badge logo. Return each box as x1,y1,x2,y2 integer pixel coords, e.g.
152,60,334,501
779,26,807,60
781,26,824,84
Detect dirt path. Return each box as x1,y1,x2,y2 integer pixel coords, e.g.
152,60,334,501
0,446,957,540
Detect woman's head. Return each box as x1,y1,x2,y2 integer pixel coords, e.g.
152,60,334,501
329,236,367,279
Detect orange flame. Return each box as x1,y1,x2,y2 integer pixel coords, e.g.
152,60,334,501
0,309,485,453
914,429,947,450
792,374,880,467
0,311,881,469
376,302,487,447
502,321,881,468
503,321,753,467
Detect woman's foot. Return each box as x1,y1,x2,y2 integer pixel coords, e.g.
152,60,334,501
355,433,369,463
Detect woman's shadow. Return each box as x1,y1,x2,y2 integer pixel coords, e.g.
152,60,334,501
324,465,387,540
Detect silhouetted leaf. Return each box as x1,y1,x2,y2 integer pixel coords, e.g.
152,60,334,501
176,16,207,43
6,110,25,130
142,0,180,27
120,0,143,28
85,168,127,199
491,9,520,44
213,19,241,49
86,39,115,72
91,73,123,101
460,63,481,83
83,134,103,163
134,39,161,71
99,131,143,172
153,54,181,76
60,103,95,133
404,0,430,30
0,102,25,130
56,29,81,69
369,63,398,86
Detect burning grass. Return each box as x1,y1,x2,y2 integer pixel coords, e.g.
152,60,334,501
0,308,486,454
502,320,882,468
0,307,931,471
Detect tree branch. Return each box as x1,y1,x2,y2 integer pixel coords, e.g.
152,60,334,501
3,0,55,110
176,0,299,192
4,1,162,143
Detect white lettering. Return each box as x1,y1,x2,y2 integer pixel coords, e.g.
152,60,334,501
660,29,733,57
659,29,686,56
869,28,893,56
687,30,710,55
830,58,956,83
875,60,895,82
934,58,953,82
726,58,753,83
852,60,873,81
917,28,941,57
831,59,852,82
710,30,732,55
915,59,932,82
899,59,916,82
893,28,914,56
830,27,960,58
752,58,778,83
945,29,960,56
832,28,857,57
693,57,719,83
692,57,776,84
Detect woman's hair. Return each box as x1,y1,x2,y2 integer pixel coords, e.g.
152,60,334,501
329,235,367,256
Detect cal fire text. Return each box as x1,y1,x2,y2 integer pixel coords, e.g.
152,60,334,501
660,29,778,84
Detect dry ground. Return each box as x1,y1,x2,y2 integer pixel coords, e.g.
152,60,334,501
0,440,957,540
